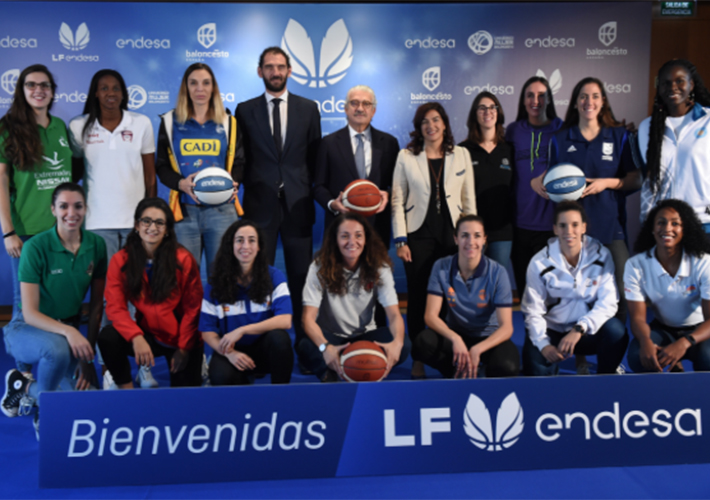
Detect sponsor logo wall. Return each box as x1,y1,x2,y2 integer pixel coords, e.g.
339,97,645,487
0,1,651,303
41,374,709,487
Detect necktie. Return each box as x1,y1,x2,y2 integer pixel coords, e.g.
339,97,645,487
272,98,282,157
355,133,366,179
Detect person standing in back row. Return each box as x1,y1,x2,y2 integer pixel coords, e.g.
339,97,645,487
235,47,321,372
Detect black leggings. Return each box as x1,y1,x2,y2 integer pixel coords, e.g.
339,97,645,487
98,325,203,387
209,329,293,385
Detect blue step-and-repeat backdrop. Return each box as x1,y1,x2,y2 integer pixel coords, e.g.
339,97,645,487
0,2,652,302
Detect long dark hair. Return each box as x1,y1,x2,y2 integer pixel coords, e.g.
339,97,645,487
81,69,128,138
634,199,710,258
209,219,273,305
646,59,710,194
315,213,392,296
563,77,620,129
515,76,557,123
0,64,57,171
122,198,180,303
406,102,455,156
466,91,505,144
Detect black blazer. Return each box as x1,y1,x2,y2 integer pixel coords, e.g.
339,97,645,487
235,93,321,228
313,125,399,246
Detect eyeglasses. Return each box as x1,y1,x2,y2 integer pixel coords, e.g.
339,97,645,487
348,100,374,110
24,82,52,90
138,217,166,228
477,105,498,113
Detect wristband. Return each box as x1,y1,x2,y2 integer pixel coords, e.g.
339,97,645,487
3,230,16,239
684,334,697,347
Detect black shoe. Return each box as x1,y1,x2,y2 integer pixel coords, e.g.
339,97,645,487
320,369,339,383
298,360,314,375
2,369,32,418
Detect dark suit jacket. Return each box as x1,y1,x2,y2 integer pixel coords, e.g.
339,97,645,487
313,125,399,246
235,93,321,228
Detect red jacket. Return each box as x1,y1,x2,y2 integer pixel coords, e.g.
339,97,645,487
105,247,203,350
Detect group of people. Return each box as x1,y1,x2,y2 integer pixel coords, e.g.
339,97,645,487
1,48,709,440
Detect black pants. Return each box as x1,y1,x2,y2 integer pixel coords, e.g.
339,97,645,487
208,329,293,385
98,325,203,387
414,329,520,378
511,227,554,296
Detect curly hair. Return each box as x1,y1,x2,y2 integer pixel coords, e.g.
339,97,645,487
315,213,392,296
208,219,273,305
175,63,226,125
515,76,558,123
634,199,710,258
122,198,181,303
0,64,57,171
466,91,505,144
406,102,455,156
646,59,710,194
563,77,620,129
81,69,129,138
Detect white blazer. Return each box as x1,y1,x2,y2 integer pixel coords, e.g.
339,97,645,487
391,146,476,241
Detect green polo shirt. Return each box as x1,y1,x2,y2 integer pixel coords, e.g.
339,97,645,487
0,115,73,235
18,226,107,320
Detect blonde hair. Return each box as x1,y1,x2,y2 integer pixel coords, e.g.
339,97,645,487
175,63,226,125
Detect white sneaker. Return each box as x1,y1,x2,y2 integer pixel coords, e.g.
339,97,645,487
201,354,211,387
102,370,118,390
136,365,159,388
616,364,627,375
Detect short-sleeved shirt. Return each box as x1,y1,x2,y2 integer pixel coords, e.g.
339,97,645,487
18,226,107,320
624,248,710,327
69,111,155,230
0,115,73,235
172,118,228,206
199,266,292,346
427,254,513,337
303,262,399,339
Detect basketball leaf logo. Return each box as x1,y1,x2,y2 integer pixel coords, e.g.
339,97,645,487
463,392,524,451
281,18,353,88
598,21,617,47
535,69,562,95
59,22,89,51
422,67,440,92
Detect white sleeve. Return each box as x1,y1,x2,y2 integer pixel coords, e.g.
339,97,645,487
302,263,324,308
696,255,710,301
391,150,409,241
376,266,399,308
68,117,85,158
623,257,646,303
521,261,551,351
578,252,618,335
139,114,156,155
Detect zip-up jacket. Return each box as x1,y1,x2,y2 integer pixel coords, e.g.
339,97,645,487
521,235,618,351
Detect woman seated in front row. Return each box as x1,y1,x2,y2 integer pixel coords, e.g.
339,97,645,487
199,220,293,385
414,214,519,379
300,213,411,381
98,198,204,388
522,201,628,375
625,199,710,373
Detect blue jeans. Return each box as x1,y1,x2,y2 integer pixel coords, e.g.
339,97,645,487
174,203,238,275
9,235,32,372
485,240,512,268
627,321,710,372
523,318,628,376
3,312,78,404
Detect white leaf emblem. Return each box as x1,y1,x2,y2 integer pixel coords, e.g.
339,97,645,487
282,19,317,87
59,22,89,51
536,69,562,95
74,23,90,50
59,22,75,50
464,392,524,452
319,19,352,88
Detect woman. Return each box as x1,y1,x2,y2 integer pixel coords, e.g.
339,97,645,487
391,102,475,378
414,215,519,379
0,65,75,323
2,183,106,439
549,77,642,323
300,213,410,382
98,198,203,388
638,59,710,229
459,92,513,267
625,199,710,373
200,220,293,385
521,201,628,375
156,62,242,274
69,69,158,389
505,76,562,296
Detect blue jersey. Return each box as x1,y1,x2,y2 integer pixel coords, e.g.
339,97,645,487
549,125,636,244
427,255,513,337
199,266,292,346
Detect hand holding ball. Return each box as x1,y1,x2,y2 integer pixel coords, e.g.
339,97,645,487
193,167,235,206
543,164,586,203
341,180,383,217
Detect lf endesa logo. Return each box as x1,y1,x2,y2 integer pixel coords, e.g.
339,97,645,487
384,392,702,450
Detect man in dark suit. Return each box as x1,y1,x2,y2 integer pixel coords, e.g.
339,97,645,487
235,47,321,371
313,85,399,248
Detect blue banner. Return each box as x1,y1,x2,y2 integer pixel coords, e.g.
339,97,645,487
40,374,708,488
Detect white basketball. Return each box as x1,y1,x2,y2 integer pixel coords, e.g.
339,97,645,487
543,163,586,203
193,167,234,206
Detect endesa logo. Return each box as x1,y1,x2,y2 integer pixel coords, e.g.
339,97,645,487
464,83,514,96
54,91,87,103
405,37,455,49
604,82,632,94
116,37,171,49
0,36,37,48
180,139,221,156
525,36,575,49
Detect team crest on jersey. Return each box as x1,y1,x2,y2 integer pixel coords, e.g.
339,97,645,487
697,128,707,139
602,142,613,161
685,284,698,296
446,286,456,307
121,130,133,142
477,288,488,308
86,261,94,276
215,125,225,134
222,305,230,313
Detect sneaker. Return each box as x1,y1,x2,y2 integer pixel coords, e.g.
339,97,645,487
575,355,591,375
136,365,159,389
201,354,211,387
102,370,118,390
33,410,40,441
616,363,627,375
2,369,32,417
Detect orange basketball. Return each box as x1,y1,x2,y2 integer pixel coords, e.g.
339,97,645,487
340,340,388,382
342,180,382,217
